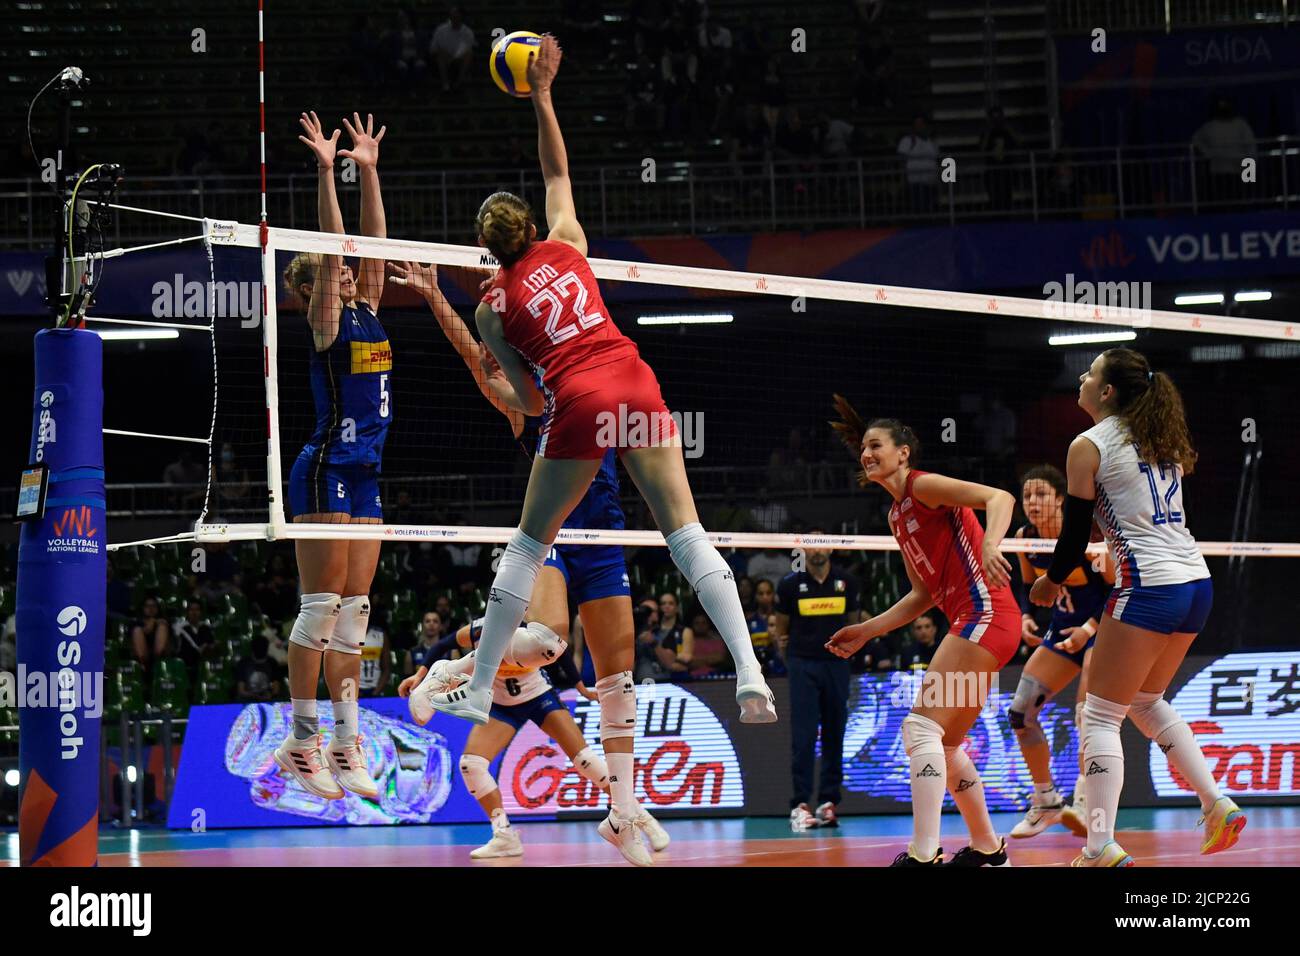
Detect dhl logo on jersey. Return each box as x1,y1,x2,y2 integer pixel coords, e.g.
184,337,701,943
797,596,847,616
498,660,534,679
349,339,392,374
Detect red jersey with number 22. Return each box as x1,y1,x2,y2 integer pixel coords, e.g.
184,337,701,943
484,240,639,385
888,469,1020,666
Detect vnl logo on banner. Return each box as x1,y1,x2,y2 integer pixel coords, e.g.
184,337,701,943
0,605,104,758
1151,652,1300,798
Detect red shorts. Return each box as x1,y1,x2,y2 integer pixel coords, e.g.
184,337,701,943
948,605,1022,669
538,356,679,459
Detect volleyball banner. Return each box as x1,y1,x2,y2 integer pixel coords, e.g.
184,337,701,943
15,328,107,866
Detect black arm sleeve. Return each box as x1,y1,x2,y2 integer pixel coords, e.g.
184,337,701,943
1046,494,1094,585
430,632,462,659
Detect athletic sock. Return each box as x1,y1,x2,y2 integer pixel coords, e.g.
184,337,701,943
1033,782,1060,807
1153,720,1222,815
1082,694,1129,855
332,699,358,742
467,529,548,694
664,522,762,675
946,744,999,853
903,713,947,859
291,698,318,741
606,751,636,819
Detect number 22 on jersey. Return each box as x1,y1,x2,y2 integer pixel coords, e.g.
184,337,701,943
524,266,606,345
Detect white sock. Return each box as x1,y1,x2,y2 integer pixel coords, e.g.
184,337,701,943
664,522,762,675
1082,693,1128,855
902,713,946,859
1032,781,1060,807
333,699,358,742
607,751,636,819
467,529,548,694
1131,690,1221,814
291,698,318,741
489,807,512,831
946,744,999,853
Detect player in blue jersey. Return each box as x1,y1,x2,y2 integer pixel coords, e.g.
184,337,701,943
273,112,390,802
1007,464,1113,839
388,260,669,865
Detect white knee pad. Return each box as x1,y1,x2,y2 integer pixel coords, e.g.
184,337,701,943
459,754,498,798
1009,673,1051,748
902,712,945,757
288,592,342,652
664,522,728,588
328,594,369,656
573,746,610,789
1082,693,1128,760
1129,690,1180,741
505,621,568,669
595,671,637,741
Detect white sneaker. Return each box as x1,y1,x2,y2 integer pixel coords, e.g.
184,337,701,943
423,683,492,725
636,806,670,852
1060,793,1088,838
1009,801,1065,838
325,733,379,799
790,802,816,831
736,667,777,724
470,826,523,859
274,733,344,800
408,659,467,725
598,811,654,866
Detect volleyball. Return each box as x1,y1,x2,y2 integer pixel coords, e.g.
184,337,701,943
489,30,542,97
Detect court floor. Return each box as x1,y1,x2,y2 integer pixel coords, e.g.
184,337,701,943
4,806,1298,866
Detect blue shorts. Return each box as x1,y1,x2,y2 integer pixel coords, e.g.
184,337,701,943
288,449,382,520
489,688,568,731
546,544,630,605
1041,624,1094,667
1106,578,1214,635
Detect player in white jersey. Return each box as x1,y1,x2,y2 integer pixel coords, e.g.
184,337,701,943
1030,348,1244,867
399,619,668,861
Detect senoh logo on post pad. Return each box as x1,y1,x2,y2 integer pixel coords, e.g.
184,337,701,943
1151,651,1300,797
497,685,745,816
35,389,56,461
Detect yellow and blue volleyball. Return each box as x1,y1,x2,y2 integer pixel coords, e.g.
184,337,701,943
489,31,542,97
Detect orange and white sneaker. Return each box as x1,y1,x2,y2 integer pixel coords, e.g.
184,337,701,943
1071,840,1134,867
598,811,654,866
1059,793,1088,838
325,733,379,799
274,733,344,800
1199,797,1246,855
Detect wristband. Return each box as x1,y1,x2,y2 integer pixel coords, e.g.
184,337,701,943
1080,620,1096,637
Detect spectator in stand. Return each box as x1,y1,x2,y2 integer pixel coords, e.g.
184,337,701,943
973,393,1018,489
759,60,787,144
1044,152,1080,215
773,533,862,829
818,111,856,166
747,578,787,676
633,599,668,682
625,53,666,134
736,575,756,614
688,611,731,676
711,486,756,534
130,596,172,678
898,610,943,669
359,610,392,697
192,541,241,603
653,592,694,679
252,554,298,626
406,610,459,675
630,0,671,59
234,636,283,703
1193,96,1256,208
853,27,895,111
697,12,735,133
441,537,482,586
213,442,252,517
775,107,816,161
748,546,792,583
898,114,939,214
729,101,769,169
430,6,475,93
751,487,791,533
172,598,216,683
351,13,385,87
981,105,1018,212
162,449,206,512
432,594,463,634
862,631,895,671
385,9,428,88
0,622,16,674
660,11,699,133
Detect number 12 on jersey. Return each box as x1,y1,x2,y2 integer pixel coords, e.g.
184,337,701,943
1138,462,1182,525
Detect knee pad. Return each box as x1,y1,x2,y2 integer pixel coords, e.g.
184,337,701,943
1082,693,1128,759
664,522,728,588
327,594,369,656
901,712,945,758
1009,673,1051,747
595,671,637,741
1075,700,1086,738
1129,690,1180,741
573,746,609,789
505,621,568,670
494,528,550,601
288,592,341,652
459,754,498,798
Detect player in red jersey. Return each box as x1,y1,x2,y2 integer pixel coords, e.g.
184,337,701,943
826,397,1021,867
422,34,775,857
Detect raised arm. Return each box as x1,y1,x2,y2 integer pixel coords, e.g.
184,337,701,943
297,111,344,348
389,261,528,434
475,301,545,417
527,36,587,255
340,112,388,308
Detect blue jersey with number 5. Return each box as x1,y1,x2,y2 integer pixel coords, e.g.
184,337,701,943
307,303,392,468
